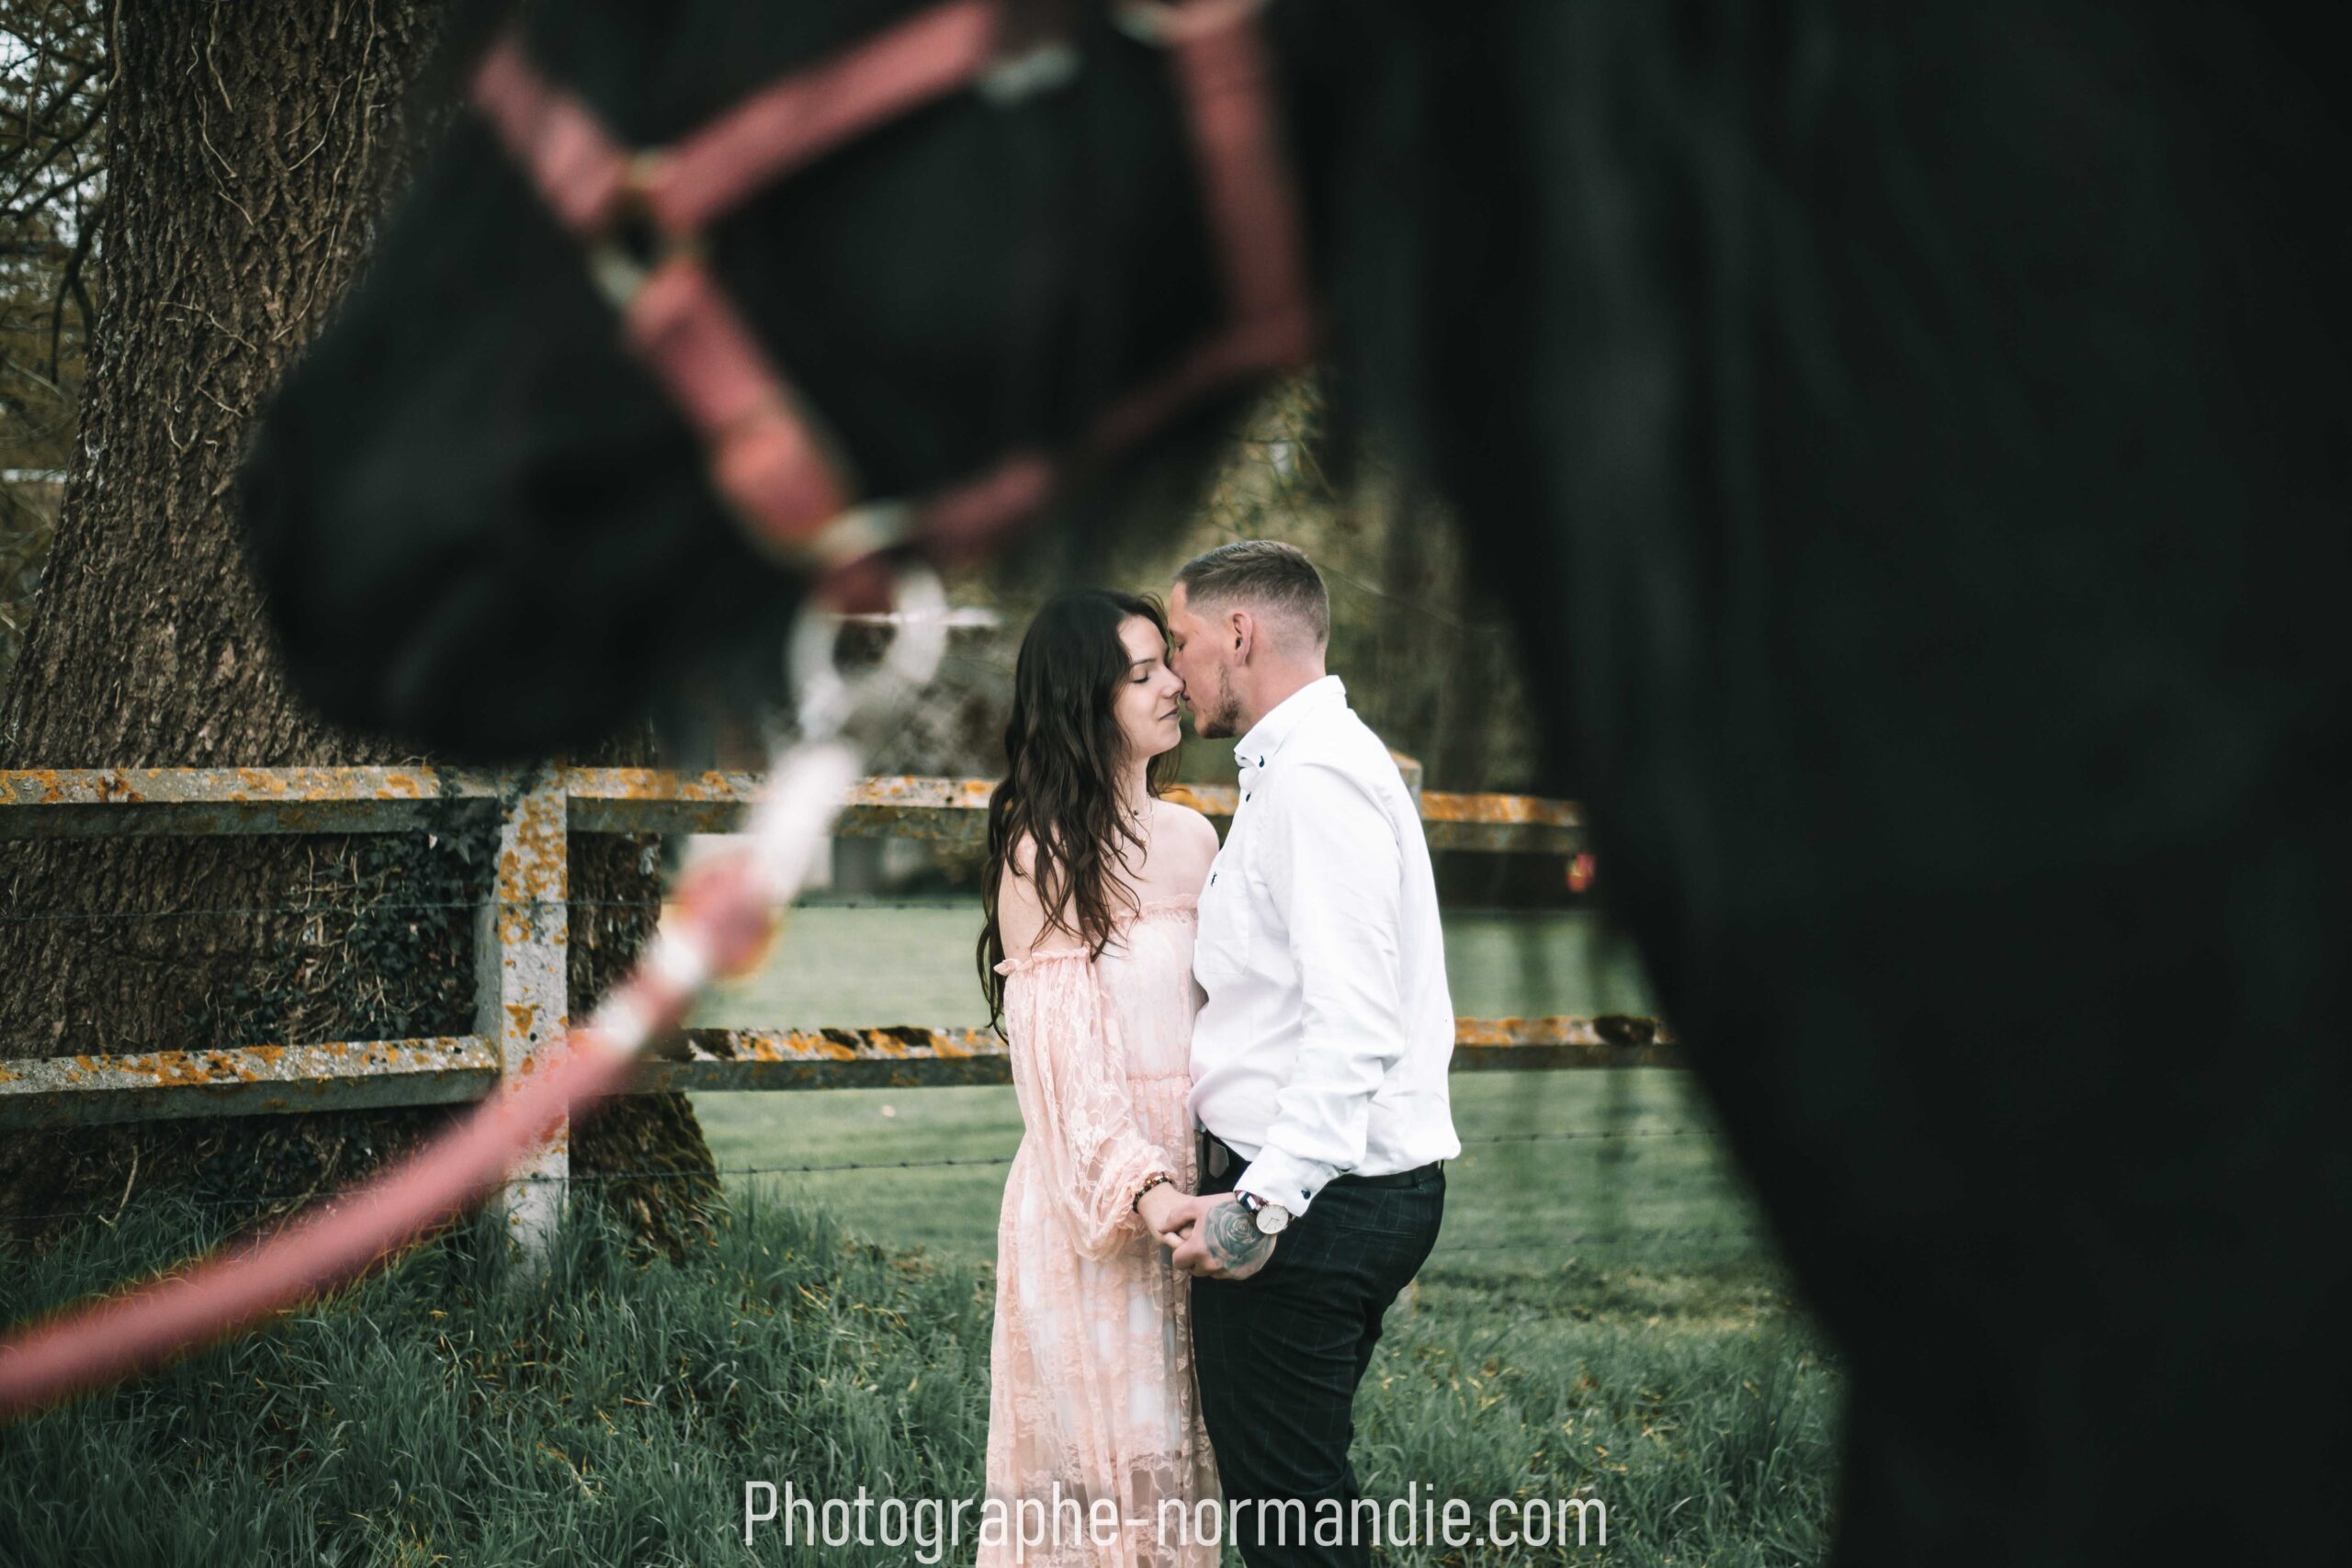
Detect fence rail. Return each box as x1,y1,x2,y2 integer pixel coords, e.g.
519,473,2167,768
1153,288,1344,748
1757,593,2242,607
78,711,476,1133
0,767,1667,1221
0,1015,1679,1131
1,766,1588,853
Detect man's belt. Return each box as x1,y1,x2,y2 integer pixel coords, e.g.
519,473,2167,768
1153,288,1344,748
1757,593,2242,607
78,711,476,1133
1198,1127,1442,1190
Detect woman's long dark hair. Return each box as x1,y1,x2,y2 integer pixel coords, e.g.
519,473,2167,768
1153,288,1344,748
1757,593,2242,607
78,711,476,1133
978,590,1180,1030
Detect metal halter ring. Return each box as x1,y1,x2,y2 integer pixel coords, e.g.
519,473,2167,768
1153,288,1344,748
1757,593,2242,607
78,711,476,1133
786,558,953,743
1112,0,1272,48
583,152,684,309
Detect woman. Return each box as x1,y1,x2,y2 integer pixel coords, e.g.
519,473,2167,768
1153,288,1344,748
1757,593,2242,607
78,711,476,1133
976,591,1223,1567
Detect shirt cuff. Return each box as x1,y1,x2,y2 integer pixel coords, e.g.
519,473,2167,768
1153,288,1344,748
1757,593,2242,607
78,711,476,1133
1234,1145,1340,1217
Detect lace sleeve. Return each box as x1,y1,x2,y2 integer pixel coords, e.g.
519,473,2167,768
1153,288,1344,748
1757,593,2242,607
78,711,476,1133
996,949,1180,1258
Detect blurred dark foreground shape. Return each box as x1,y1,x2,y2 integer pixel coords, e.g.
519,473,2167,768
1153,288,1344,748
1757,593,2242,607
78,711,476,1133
241,3,2352,1562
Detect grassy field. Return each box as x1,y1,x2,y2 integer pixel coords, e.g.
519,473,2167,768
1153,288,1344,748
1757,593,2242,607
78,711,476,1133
0,903,1840,1564
1,1195,1837,1566
685,903,1841,1562
691,1072,1762,1272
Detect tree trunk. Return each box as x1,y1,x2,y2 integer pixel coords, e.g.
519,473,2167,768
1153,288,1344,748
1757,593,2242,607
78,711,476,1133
0,0,716,1258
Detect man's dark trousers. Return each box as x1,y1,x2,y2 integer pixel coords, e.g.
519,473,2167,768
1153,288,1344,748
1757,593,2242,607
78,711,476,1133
1190,1130,1445,1568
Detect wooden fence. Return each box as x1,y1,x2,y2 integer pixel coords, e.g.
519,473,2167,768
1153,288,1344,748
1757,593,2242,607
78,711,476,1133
0,764,1673,1223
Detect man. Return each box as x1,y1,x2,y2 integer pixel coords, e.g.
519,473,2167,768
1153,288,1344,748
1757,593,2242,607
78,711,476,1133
1158,539,1460,1567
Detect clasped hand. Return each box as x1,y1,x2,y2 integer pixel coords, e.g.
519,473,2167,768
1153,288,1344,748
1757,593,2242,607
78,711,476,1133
1144,1189,1276,1280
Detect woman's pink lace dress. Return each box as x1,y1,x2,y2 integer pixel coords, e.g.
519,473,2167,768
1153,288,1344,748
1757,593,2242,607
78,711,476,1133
981,896,1218,1568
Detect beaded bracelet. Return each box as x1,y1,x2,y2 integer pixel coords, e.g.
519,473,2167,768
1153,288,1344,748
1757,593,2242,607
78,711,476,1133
1131,1172,1177,1213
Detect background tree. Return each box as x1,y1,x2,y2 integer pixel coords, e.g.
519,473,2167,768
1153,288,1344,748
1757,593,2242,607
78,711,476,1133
0,0,105,683
0,0,717,1255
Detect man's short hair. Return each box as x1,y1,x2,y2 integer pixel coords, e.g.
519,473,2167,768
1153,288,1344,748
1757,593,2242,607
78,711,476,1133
1173,539,1330,649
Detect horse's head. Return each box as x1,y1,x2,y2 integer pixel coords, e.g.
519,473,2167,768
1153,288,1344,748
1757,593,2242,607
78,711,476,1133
243,0,1359,761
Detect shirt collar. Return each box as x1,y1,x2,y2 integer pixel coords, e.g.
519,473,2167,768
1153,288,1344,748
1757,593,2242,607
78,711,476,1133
1234,675,1346,784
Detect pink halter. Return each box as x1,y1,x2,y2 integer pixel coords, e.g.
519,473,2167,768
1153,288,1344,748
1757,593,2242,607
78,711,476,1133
469,0,1316,608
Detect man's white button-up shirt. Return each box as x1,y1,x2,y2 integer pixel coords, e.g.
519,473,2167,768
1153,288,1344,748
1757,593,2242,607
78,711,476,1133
1188,675,1461,1214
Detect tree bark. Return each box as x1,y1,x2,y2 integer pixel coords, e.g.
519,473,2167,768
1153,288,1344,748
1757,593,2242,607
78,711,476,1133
0,0,716,1258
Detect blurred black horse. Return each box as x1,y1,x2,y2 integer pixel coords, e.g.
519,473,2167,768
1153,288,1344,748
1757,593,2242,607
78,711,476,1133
244,3,2352,1561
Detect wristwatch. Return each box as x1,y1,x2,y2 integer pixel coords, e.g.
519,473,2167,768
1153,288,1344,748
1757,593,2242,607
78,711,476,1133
1235,1190,1291,1235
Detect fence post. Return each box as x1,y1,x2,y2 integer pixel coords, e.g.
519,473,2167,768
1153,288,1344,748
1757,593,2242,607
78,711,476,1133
475,768,570,1263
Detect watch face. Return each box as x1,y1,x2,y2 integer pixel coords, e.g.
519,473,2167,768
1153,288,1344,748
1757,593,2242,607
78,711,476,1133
1253,1204,1290,1235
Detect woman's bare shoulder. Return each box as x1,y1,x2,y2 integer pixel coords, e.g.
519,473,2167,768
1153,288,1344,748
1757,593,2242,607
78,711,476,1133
1003,829,1038,881
1151,799,1222,871
996,834,1064,958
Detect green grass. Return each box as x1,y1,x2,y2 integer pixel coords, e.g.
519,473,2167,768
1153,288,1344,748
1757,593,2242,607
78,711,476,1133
1,1195,1836,1566
0,902,1838,1563
2,1198,992,1567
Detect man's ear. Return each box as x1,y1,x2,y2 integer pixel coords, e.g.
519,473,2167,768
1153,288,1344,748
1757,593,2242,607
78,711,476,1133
1229,609,1253,662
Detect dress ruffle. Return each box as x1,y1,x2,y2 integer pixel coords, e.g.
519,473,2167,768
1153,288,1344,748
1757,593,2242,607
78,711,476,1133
992,895,1199,976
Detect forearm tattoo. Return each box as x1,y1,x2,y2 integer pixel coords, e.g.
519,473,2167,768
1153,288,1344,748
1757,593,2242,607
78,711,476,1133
1205,1199,1275,1271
